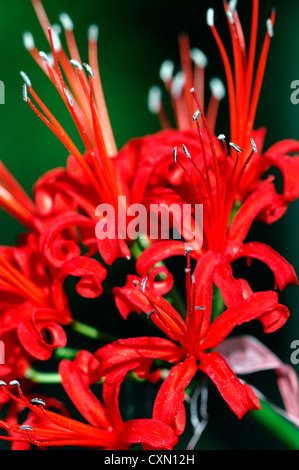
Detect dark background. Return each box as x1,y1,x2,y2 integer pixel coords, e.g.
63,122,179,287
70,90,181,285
0,0,298,450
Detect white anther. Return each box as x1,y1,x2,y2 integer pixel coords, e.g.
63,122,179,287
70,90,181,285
22,83,28,102
159,60,175,82
173,146,178,163
192,109,200,122
88,24,99,41
70,59,83,71
141,277,148,293
19,425,33,432
226,10,235,24
0,380,7,386
171,71,186,98
228,0,238,12
9,380,20,387
250,138,257,153
23,31,35,51
50,27,62,52
190,48,208,68
64,88,73,107
182,144,191,159
207,8,214,27
52,23,62,35
59,12,74,31
266,18,274,38
217,134,226,141
39,51,50,63
31,398,46,407
20,71,32,88
185,247,193,256
83,63,95,78
209,77,226,100
148,86,162,114
229,142,242,153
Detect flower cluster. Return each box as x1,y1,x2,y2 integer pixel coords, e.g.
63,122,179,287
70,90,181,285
0,0,298,450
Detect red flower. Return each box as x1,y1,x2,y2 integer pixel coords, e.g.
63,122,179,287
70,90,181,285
97,251,290,426
0,233,106,360
0,351,178,449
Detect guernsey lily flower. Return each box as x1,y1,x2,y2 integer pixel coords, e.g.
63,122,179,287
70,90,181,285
98,252,291,425
0,0,298,452
122,1,299,300
0,351,178,450
0,232,106,363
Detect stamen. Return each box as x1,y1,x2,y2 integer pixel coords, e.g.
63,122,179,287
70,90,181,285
52,24,62,36
51,28,62,53
83,63,95,79
59,12,74,32
173,146,178,163
185,247,193,256
22,83,28,103
19,425,33,432
148,86,162,114
217,134,226,141
31,398,46,407
208,77,226,133
228,0,238,11
182,144,191,159
0,381,7,386
210,77,226,101
192,110,200,122
141,277,148,293
191,48,208,111
9,380,20,387
70,59,83,71
250,137,257,153
63,88,73,107
88,24,99,42
171,71,186,98
20,71,32,88
206,8,214,27
190,48,208,68
195,306,206,310
266,18,274,38
159,60,175,83
229,142,242,153
23,31,35,51
39,51,50,63
226,10,235,24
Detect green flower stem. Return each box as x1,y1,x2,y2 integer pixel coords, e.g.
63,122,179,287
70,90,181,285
25,367,170,385
71,320,117,343
25,368,62,384
249,399,299,450
54,347,79,360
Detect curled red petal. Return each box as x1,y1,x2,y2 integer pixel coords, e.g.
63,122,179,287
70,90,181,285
229,241,298,291
135,240,201,278
95,337,185,384
199,351,260,419
17,310,67,360
59,352,111,429
201,291,288,351
153,357,197,435
52,256,107,311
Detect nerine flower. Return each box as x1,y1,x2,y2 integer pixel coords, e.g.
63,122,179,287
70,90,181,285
0,351,178,449
0,232,106,362
119,1,299,298
97,251,290,425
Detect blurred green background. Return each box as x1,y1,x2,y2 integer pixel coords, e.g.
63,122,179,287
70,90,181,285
0,0,299,450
